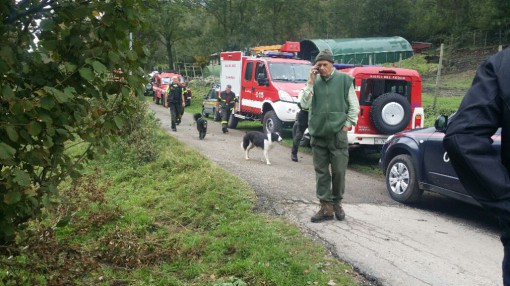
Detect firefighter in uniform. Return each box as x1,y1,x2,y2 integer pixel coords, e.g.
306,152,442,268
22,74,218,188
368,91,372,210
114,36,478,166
216,84,238,133
444,48,510,286
166,76,185,131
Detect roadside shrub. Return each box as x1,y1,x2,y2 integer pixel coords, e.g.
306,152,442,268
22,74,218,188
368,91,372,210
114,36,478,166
108,100,161,165
386,54,438,76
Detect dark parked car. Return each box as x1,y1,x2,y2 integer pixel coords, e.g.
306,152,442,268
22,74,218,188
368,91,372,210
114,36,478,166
379,114,501,205
202,84,221,121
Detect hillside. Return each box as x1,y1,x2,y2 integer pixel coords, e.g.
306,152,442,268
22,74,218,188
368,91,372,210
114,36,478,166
422,45,505,97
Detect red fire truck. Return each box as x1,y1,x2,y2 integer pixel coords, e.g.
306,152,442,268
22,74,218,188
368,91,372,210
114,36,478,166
220,42,424,147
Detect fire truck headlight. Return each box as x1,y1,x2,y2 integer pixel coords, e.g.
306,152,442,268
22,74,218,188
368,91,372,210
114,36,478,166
278,90,292,102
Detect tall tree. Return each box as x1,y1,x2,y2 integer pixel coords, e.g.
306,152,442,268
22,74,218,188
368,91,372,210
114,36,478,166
0,0,149,242
146,0,201,70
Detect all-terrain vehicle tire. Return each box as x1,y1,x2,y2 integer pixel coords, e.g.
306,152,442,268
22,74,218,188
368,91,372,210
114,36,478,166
370,92,412,135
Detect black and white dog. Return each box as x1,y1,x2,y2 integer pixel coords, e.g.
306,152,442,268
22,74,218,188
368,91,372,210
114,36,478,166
241,131,282,165
193,113,207,140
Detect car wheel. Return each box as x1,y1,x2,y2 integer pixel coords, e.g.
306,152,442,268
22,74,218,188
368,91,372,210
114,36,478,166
263,110,283,134
370,93,412,135
386,154,423,203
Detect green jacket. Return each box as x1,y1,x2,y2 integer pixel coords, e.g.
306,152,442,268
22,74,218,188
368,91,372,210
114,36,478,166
307,70,354,138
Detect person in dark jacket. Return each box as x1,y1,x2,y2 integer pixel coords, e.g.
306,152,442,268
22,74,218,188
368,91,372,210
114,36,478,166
291,102,309,162
216,84,238,133
443,48,510,286
166,76,185,131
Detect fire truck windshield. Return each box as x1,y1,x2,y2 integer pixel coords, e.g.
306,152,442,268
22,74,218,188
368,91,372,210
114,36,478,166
269,62,311,83
161,78,171,84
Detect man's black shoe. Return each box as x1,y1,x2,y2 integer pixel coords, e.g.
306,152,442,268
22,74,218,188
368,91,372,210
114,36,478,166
172,128,176,132
291,153,298,162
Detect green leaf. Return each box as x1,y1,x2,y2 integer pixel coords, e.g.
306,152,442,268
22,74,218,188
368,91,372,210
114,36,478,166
44,87,69,103
40,96,55,110
13,170,31,186
39,18,55,31
64,87,76,98
2,84,14,100
79,67,94,81
10,101,24,115
0,46,15,66
4,191,22,205
127,50,138,61
108,51,121,64
92,60,107,74
43,136,54,148
64,62,77,73
113,116,125,129
5,126,18,142
27,121,42,136
0,142,16,160
56,215,72,227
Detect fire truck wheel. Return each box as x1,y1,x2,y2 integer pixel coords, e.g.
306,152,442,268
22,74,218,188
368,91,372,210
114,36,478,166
263,110,283,134
214,109,221,122
370,93,412,135
228,114,238,129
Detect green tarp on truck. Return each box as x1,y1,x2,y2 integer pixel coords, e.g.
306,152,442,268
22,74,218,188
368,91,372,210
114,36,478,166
299,36,414,65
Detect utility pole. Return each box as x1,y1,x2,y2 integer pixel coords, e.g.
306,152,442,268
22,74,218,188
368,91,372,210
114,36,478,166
433,43,444,110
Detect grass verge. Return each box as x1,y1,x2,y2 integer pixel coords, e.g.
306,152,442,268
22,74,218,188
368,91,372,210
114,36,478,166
0,112,361,285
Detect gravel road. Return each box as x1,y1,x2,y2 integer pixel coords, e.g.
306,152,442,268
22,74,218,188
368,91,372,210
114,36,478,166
151,102,503,286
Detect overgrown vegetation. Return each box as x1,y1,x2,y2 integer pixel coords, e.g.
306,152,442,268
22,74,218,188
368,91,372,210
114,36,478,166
0,109,361,285
0,1,151,243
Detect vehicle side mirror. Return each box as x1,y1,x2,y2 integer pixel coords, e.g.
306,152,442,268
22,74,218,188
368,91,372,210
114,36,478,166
203,95,208,99
434,115,448,132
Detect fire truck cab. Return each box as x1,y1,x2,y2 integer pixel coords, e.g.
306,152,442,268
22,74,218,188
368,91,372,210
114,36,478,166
221,42,310,133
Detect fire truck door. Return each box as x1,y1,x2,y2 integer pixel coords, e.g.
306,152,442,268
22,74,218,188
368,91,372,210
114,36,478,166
241,60,257,113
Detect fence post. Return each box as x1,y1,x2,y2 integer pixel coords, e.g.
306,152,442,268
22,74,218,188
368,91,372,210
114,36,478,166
433,43,444,110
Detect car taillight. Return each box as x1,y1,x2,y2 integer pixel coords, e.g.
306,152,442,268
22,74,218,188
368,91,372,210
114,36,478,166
414,114,422,128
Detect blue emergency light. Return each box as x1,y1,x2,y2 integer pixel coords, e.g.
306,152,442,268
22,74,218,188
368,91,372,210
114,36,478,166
264,51,294,58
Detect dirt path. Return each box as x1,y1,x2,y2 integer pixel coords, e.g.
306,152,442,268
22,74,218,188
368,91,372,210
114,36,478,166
151,102,503,286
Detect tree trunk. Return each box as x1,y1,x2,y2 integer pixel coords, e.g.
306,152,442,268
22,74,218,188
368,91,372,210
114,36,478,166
166,42,174,71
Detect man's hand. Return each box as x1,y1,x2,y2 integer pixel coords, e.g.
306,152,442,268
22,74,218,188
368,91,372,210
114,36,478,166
342,126,350,132
308,65,318,85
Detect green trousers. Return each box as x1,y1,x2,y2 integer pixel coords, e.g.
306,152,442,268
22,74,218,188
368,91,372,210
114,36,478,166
310,131,349,203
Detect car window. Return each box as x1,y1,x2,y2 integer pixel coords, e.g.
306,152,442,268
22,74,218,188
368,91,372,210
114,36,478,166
161,77,171,84
360,79,411,105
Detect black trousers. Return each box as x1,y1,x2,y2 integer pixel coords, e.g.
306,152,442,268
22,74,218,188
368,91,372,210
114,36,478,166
292,110,309,155
220,107,232,129
169,102,182,129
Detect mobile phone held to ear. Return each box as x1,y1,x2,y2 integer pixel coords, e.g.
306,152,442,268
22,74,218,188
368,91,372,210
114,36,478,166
313,66,319,74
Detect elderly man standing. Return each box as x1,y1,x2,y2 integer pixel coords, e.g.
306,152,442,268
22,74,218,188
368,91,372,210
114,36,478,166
300,49,360,223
